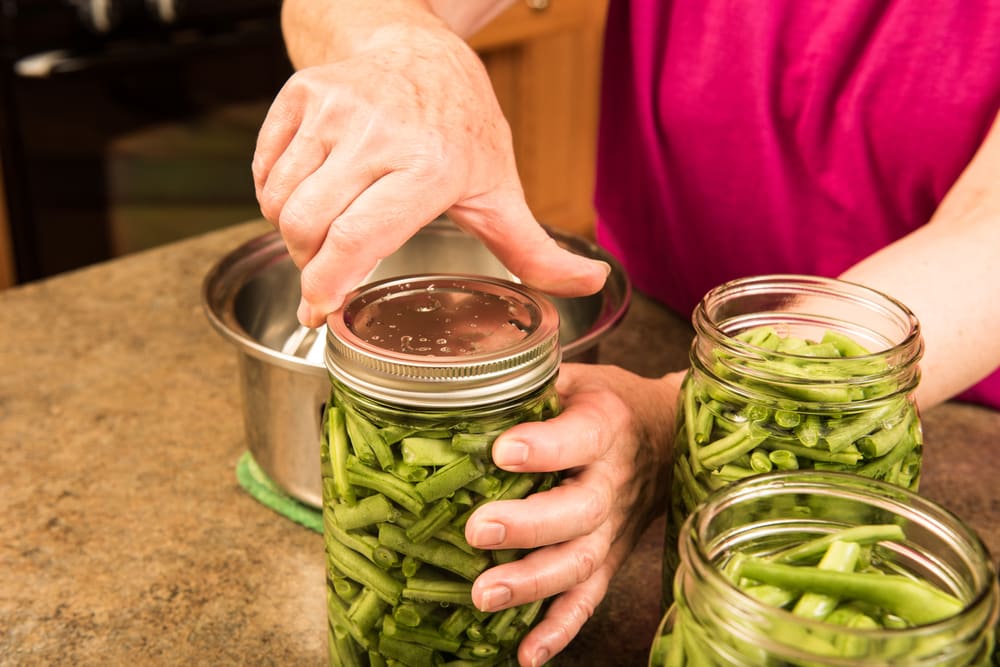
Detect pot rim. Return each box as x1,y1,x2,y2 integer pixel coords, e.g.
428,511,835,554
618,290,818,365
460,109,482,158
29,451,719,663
201,218,632,370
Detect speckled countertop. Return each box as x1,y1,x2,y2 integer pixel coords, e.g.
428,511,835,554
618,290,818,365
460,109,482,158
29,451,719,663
2,221,998,666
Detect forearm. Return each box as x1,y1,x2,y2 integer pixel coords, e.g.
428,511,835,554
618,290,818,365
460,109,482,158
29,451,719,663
839,111,1000,411
280,0,512,67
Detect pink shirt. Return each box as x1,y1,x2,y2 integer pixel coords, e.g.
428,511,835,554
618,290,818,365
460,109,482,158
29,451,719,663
594,0,1000,408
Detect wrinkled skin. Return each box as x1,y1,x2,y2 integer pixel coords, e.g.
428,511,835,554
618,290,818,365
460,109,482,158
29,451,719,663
465,364,681,667
252,23,609,327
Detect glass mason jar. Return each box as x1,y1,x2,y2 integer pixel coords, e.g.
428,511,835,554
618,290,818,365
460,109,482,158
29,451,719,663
321,274,561,666
650,471,999,667
664,274,924,606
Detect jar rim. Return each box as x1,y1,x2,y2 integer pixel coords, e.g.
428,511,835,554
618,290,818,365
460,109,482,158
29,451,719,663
678,470,998,661
695,274,921,354
325,274,561,407
690,274,924,406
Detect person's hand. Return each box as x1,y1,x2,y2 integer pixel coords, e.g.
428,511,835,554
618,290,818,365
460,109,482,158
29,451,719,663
252,22,609,327
464,363,683,667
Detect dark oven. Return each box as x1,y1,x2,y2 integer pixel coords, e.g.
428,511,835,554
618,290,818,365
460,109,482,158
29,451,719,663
0,0,292,283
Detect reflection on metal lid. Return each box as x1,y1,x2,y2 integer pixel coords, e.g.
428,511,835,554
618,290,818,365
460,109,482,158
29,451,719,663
326,274,561,407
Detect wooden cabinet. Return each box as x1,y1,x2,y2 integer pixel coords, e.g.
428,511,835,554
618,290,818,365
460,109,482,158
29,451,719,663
469,0,607,239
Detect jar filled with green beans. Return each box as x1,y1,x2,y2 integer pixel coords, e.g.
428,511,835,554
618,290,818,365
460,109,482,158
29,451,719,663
321,274,561,666
664,274,925,607
649,471,999,667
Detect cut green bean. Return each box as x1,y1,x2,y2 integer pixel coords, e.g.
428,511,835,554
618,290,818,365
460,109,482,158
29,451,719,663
402,575,474,605
377,634,437,667
768,524,906,564
405,499,458,544
346,457,426,516
381,615,462,653
334,493,400,530
414,455,485,503
402,436,462,466
325,517,403,605
392,601,438,628
348,588,389,637
452,430,502,456
735,558,963,625
327,407,357,506
791,540,861,620
378,523,489,581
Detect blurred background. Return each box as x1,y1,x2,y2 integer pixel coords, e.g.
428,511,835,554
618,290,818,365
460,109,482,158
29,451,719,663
0,0,607,289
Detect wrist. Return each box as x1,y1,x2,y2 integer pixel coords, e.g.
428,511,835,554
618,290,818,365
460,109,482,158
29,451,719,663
281,0,451,67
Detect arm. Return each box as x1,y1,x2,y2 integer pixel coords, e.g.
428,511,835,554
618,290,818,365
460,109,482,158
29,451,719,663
255,0,605,327
840,109,1000,410
280,0,514,68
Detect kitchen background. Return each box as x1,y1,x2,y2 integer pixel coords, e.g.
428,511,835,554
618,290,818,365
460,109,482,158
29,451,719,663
0,0,608,290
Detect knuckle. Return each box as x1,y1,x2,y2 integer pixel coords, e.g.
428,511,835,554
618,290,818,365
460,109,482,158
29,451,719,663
298,264,329,305
579,484,610,527
573,548,598,584
555,599,596,646
257,191,282,223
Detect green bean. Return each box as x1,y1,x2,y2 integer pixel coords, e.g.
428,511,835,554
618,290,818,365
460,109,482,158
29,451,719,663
330,622,365,667
440,606,482,640
414,455,485,503
697,422,768,469
402,436,462,466
405,499,458,544
402,575,474,605
451,430,502,457
328,584,370,650
653,526,971,666
790,540,861,620
378,523,490,581
333,576,361,601
334,493,400,530
455,642,501,660
735,558,963,625
768,524,905,564
768,449,799,470
392,601,438,628
325,511,400,569
377,634,438,667
484,607,519,644
327,407,357,506
324,386,559,664
348,588,389,637
381,615,462,653
386,461,429,483
325,518,403,605
346,456,426,516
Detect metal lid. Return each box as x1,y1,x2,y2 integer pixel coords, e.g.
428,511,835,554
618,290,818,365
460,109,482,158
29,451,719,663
325,274,561,407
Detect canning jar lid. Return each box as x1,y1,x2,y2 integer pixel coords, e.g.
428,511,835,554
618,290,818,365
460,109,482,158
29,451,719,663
325,274,561,407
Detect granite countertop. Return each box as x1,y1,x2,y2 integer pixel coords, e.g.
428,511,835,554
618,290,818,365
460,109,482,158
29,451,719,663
2,221,998,666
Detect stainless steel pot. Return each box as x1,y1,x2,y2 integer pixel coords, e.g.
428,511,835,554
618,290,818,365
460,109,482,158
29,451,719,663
203,218,631,507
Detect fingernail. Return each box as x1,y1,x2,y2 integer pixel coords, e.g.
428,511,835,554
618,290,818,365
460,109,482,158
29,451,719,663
493,439,529,467
597,259,612,277
296,298,313,326
470,520,506,548
531,647,551,667
479,585,512,611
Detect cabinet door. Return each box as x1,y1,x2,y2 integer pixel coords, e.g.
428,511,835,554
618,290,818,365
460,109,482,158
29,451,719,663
469,0,608,239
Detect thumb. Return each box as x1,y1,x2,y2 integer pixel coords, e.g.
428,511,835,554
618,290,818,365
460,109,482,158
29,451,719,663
449,194,611,298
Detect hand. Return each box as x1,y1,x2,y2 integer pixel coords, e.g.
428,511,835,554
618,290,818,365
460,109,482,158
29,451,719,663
252,23,609,327
464,364,683,667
